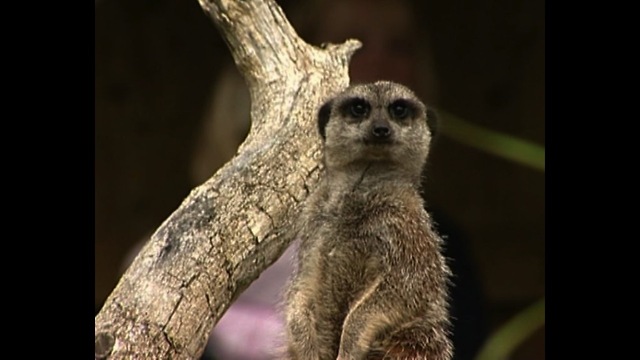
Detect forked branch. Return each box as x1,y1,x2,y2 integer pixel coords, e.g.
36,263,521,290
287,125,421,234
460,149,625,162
94,0,360,359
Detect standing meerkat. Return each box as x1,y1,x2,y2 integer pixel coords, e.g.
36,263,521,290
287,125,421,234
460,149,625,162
284,81,452,360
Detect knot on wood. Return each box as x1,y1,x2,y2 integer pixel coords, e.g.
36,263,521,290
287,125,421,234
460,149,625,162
95,332,115,359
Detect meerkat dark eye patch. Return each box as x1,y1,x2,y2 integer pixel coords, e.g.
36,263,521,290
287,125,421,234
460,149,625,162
388,99,414,120
340,98,370,119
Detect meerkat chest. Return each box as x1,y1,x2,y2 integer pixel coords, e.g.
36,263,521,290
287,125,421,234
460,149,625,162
313,188,431,263
309,195,399,266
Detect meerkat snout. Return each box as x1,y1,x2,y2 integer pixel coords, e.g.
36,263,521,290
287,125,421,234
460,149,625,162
370,118,392,140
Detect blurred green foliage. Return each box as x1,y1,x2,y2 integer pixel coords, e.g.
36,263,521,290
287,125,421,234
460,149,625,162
475,298,545,360
438,111,545,359
438,110,545,172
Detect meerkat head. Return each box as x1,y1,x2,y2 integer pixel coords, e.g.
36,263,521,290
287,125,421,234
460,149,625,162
317,81,437,177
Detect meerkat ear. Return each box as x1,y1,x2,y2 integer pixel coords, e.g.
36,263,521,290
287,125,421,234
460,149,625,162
318,100,333,141
426,108,438,140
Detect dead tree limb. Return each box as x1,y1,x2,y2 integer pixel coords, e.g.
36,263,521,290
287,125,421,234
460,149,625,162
94,0,360,359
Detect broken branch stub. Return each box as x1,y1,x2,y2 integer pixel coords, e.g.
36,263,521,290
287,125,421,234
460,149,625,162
95,0,361,359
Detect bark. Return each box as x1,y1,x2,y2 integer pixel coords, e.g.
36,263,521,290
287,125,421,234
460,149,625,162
94,0,360,359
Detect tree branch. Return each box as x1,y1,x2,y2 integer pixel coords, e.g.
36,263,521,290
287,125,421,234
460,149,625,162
94,0,360,359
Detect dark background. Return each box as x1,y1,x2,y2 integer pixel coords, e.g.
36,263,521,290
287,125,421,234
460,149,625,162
95,0,544,358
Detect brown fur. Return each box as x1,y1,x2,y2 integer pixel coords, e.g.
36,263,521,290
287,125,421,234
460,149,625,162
284,81,452,360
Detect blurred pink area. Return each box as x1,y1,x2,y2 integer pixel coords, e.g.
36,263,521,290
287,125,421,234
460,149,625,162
207,242,298,359
210,303,284,359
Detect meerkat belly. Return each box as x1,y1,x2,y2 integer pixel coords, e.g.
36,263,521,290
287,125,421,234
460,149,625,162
315,221,388,305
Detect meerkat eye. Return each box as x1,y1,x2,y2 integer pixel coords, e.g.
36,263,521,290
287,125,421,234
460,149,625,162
348,99,370,118
388,100,412,120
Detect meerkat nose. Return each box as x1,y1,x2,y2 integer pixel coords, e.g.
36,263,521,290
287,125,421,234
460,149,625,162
371,117,392,139
373,124,391,138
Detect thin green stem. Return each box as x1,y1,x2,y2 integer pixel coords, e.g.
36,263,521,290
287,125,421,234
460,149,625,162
475,298,545,360
438,109,545,172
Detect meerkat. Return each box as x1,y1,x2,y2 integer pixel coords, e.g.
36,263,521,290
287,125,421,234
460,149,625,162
283,81,453,360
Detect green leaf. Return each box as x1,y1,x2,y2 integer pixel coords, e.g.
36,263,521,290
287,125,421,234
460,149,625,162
437,110,545,172
475,298,545,360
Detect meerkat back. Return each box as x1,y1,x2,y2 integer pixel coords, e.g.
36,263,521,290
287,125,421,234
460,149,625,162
284,81,453,360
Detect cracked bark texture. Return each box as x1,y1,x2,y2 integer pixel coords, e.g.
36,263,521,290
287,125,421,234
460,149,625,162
94,0,361,358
